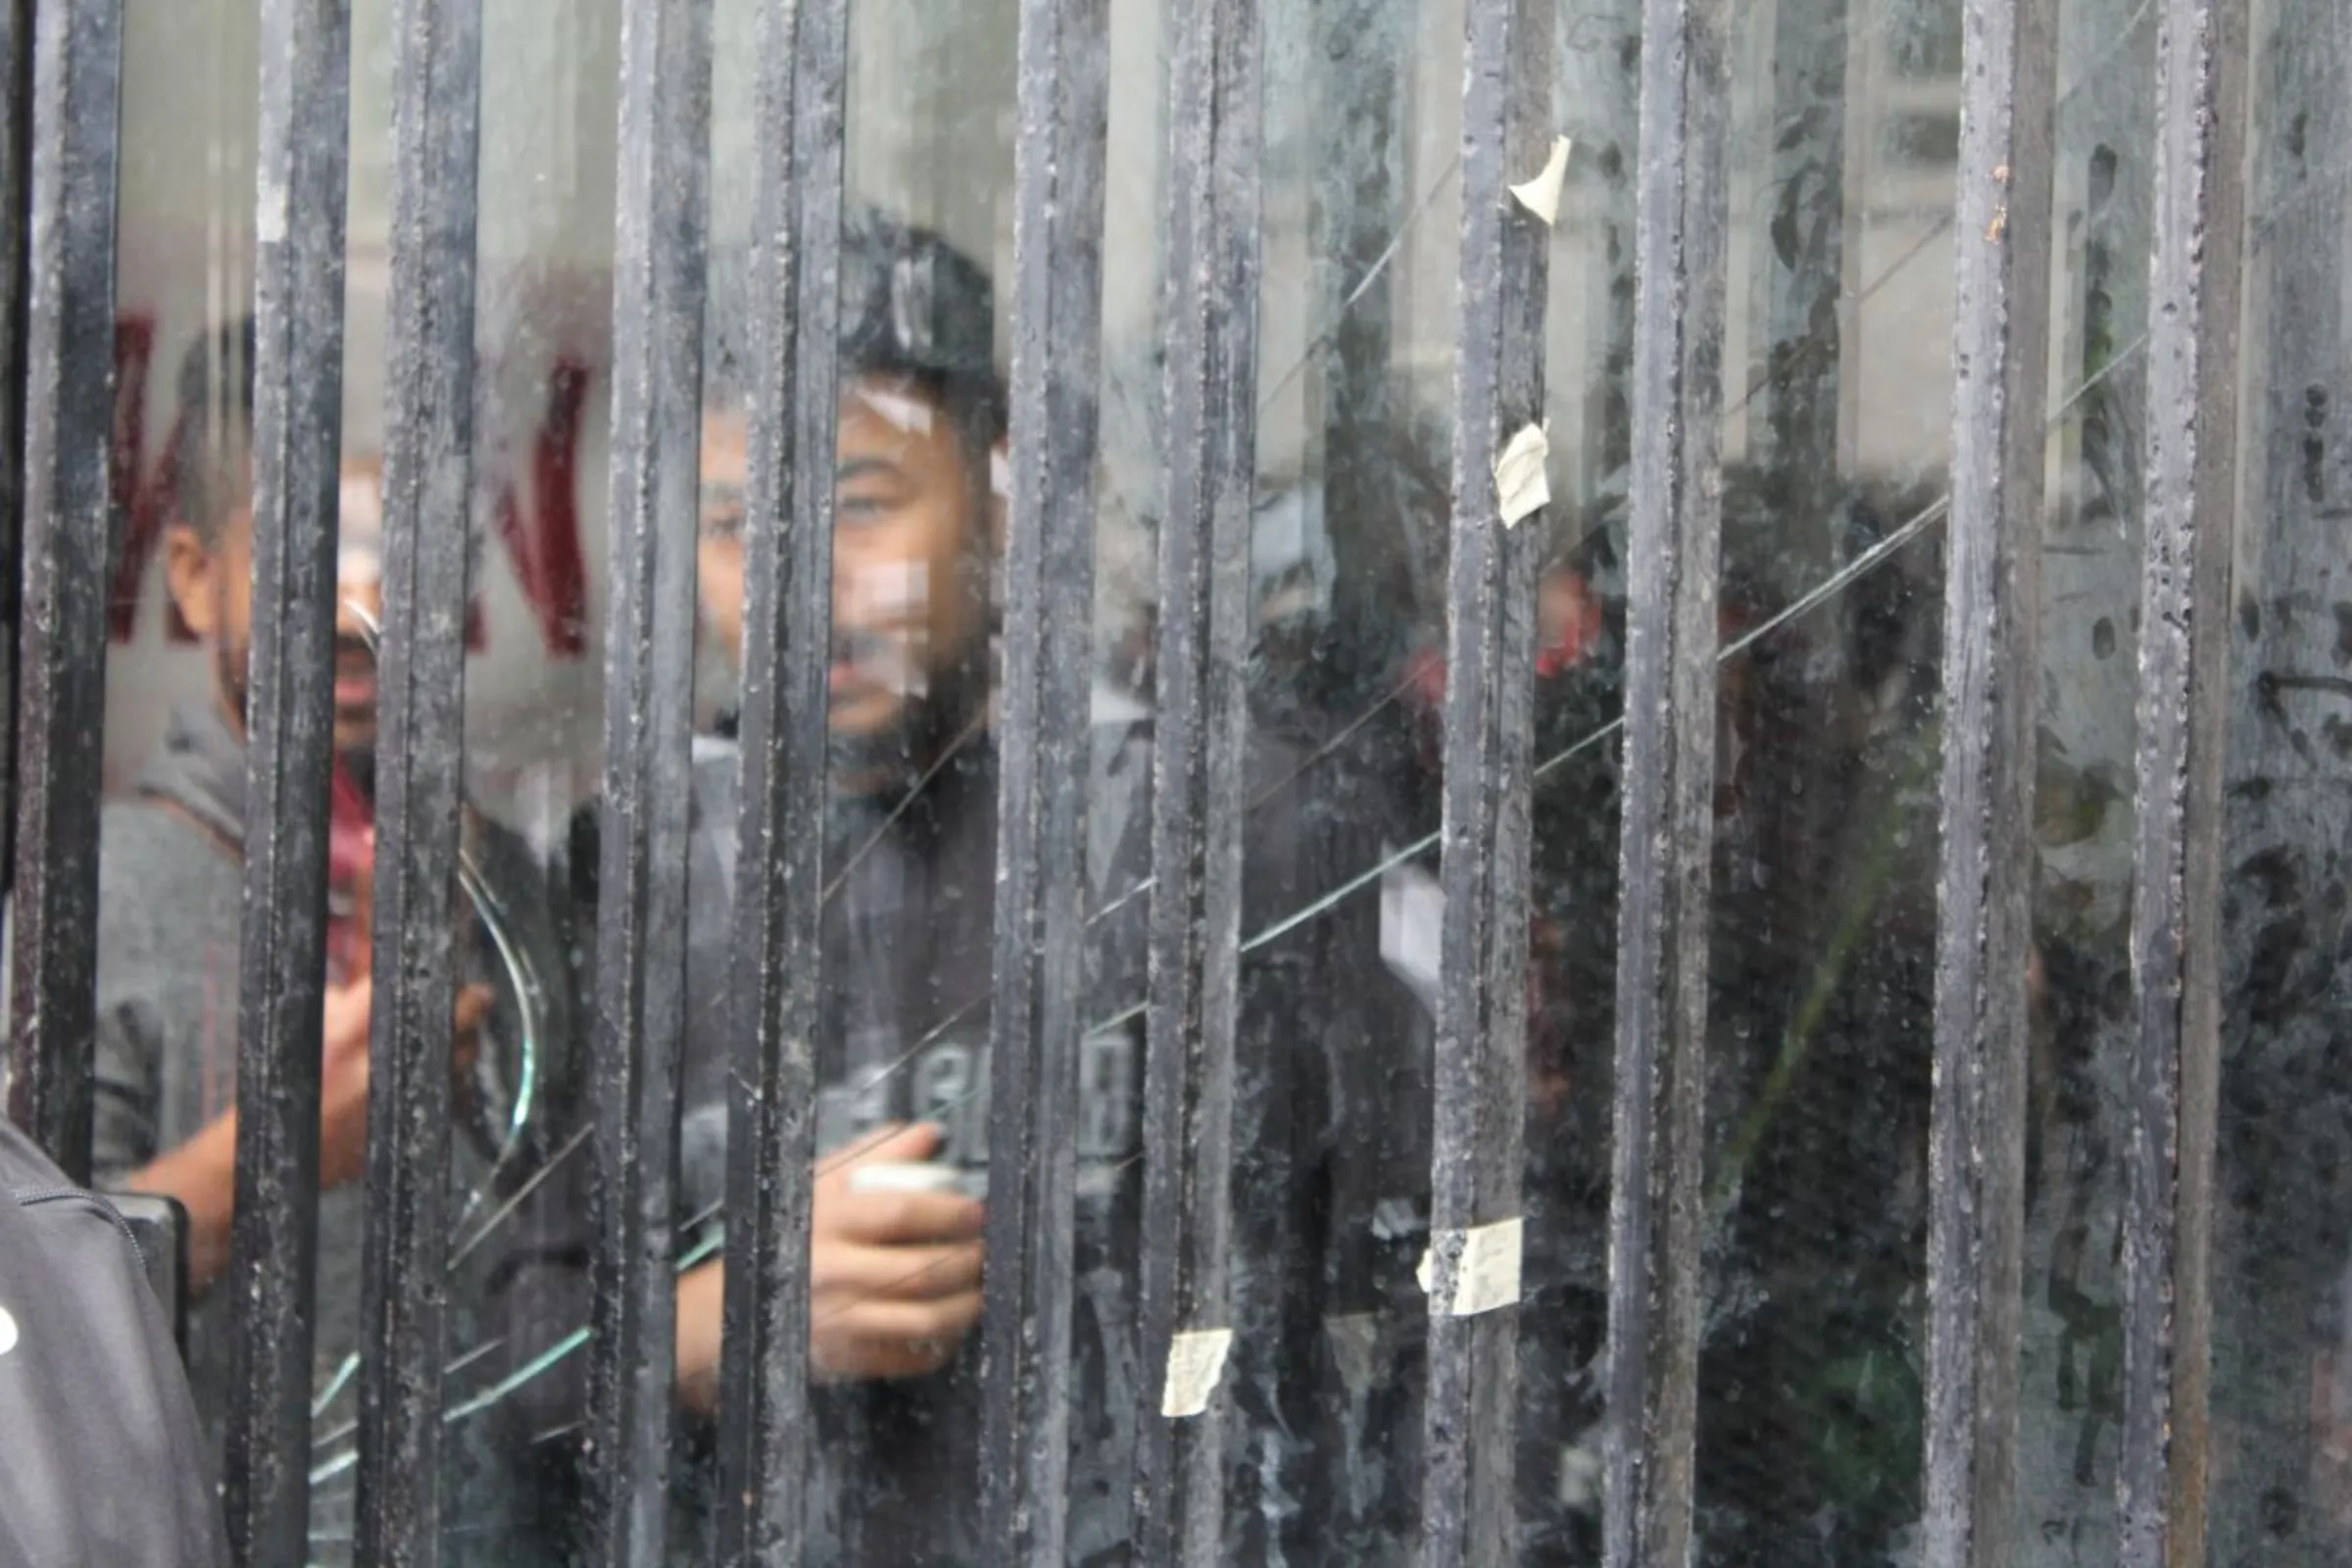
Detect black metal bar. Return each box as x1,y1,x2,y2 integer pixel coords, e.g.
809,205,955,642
1418,0,1551,1563
2117,1,2246,1561
1922,0,2057,1560
978,0,1110,1553
587,1,710,1561
351,0,481,1557
1602,0,1730,1557
350,6,479,1560
1131,0,1262,1555
0,0,34,906
220,2,350,1561
712,0,847,1553
5,0,122,1180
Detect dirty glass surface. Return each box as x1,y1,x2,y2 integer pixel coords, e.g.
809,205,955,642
75,0,2346,1561
2213,0,2352,1561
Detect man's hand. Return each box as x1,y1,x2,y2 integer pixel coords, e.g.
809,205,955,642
128,966,389,1286
673,1122,986,1408
809,1122,986,1381
318,979,493,1192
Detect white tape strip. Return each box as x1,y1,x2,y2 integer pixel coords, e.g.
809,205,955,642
1508,135,1575,225
1416,1217,1525,1318
1379,863,1444,1019
1160,1327,1235,1419
257,173,290,246
1494,421,1551,527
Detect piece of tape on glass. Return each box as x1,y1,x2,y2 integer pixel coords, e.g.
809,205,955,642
257,172,290,246
1495,422,1551,527
1161,1327,1235,1419
1416,1216,1525,1317
1508,135,1574,225
1379,862,1444,1019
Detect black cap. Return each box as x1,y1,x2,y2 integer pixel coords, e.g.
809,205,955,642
837,210,1001,399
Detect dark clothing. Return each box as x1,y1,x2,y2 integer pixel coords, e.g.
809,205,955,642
78,702,576,1564
0,1116,228,1567
496,712,1435,1564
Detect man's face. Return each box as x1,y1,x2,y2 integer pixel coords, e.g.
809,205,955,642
166,460,389,757
699,374,993,756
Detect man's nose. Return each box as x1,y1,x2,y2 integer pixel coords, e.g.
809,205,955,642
833,559,929,625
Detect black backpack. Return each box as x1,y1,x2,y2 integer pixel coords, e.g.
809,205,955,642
0,1117,226,1567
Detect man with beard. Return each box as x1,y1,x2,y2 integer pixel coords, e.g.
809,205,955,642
496,214,1434,1564
80,318,575,1561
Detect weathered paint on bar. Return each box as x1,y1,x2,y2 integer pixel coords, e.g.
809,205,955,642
1420,0,1551,1561
7,0,122,1182
712,0,850,1557
1132,0,1263,1554
223,2,350,1560
1605,0,1730,1558
586,1,711,1562
2118,0,2247,1561
1923,0,2056,1561
978,0,1110,1556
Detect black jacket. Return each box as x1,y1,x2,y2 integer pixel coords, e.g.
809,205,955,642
492,711,1435,1565
0,1116,227,1567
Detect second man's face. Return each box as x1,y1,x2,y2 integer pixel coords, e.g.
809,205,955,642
698,375,991,747
164,459,389,759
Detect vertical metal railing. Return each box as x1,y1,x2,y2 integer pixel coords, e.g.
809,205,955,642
1922,0,2056,1561
1603,0,1730,1560
586,1,710,1562
1418,0,1551,1562
0,0,32,908
0,0,2289,1560
2117,0,2247,1562
7,0,121,1182
221,1,349,1560
1130,0,1261,1554
712,0,848,1557
977,0,1110,1556
352,0,483,1556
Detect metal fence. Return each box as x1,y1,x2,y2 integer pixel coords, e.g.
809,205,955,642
0,0,2278,1562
